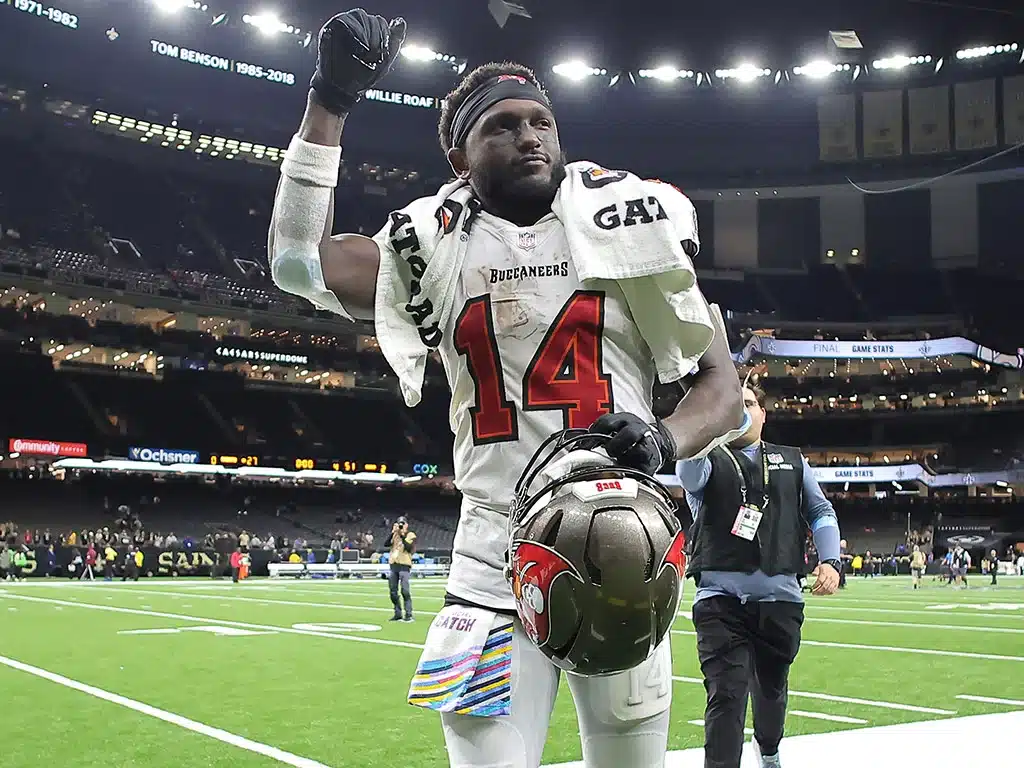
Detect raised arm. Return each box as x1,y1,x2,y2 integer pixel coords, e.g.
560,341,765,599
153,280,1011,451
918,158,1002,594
268,94,380,319
267,10,406,320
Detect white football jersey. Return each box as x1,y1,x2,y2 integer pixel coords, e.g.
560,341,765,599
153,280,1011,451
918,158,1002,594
432,211,658,609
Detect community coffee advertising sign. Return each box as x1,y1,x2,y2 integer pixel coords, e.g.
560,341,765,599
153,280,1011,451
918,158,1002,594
8,438,88,458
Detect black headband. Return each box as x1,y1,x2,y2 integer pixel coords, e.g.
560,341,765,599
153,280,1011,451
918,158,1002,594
448,75,551,149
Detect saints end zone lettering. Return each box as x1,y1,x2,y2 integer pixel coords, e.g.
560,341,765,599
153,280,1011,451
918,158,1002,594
158,550,215,574
15,549,37,576
21,547,282,577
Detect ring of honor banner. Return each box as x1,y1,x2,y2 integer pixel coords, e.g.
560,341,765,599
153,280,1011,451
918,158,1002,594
818,93,857,162
955,79,997,151
909,85,951,155
862,90,904,158
1004,75,1024,146
731,334,1023,369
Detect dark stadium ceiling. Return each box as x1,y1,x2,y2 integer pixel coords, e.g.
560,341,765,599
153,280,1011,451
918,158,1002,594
222,0,1024,76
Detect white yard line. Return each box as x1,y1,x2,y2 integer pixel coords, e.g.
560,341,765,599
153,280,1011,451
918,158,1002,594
0,593,425,650
956,695,1024,707
5,592,976,722
670,676,955,715
57,586,422,615
249,587,448,601
808,592,1023,606
0,654,332,768
89,588,1021,638
99,588,1016,632
798,638,1024,663
789,710,867,725
800,616,1024,634
800,605,1020,620
670,630,1024,663
798,618,1024,634
674,613,1024,635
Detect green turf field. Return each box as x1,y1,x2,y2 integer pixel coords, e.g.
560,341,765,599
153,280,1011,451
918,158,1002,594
1,575,1022,767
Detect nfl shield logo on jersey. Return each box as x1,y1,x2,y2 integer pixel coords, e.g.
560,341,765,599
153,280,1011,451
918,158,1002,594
518,231,537,250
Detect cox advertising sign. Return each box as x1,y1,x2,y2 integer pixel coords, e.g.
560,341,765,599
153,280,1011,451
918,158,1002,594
9,438,88,457
412,462,440,477
129,446,201,465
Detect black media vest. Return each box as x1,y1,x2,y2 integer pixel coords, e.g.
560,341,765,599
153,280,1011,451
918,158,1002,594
686,442,808,578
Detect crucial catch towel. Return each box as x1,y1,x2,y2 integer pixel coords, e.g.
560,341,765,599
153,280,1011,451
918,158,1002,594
408,605,514,717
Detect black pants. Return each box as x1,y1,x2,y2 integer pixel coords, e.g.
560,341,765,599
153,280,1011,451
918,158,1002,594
693,596,805,768
388,563,412,618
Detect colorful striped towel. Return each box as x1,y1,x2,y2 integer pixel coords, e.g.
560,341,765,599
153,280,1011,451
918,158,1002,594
408,605,514,717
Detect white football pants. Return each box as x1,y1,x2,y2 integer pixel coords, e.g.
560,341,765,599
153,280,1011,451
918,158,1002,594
440,619,673,768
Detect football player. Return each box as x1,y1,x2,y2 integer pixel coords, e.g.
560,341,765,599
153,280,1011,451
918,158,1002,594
269,10,745,768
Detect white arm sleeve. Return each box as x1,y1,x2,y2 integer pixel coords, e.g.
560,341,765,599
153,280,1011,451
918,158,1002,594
269,134,367,321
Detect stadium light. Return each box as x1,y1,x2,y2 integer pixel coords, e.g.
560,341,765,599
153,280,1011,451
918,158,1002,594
552,61,608,82
793,60,850,79
872,54,932,70
401,45,468,73
242,13,299,36
153,0,208,12
955,43,1018,60
715,63,772,83
637,66,695,82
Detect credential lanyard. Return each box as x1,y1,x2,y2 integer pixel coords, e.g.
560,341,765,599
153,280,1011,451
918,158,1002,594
724,445,770,511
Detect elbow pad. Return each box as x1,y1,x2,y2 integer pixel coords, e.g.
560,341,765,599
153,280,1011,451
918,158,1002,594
270,241,352,320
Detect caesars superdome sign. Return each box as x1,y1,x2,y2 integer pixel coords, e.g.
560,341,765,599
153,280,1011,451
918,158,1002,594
128,447,201,464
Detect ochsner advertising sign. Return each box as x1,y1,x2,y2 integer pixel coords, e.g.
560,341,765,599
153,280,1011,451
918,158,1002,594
128,447,201,465
8,438,88,457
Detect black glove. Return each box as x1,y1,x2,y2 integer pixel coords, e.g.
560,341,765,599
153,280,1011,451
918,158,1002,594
310,9,407,115
587,413,677,476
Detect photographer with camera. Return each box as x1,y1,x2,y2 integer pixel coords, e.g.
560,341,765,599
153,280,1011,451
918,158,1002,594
388,517,416,622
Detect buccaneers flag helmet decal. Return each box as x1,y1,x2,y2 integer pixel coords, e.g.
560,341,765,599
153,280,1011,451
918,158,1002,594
657,530,687,580
510,540,584,647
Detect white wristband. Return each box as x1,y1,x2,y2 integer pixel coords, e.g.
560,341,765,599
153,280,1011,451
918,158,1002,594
281,134,343,188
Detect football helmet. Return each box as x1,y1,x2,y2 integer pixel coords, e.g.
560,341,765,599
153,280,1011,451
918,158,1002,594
506,429,686,677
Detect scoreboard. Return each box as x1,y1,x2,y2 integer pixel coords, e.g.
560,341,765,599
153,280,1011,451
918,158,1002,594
209,454,259,467
290,458,389,474
202,454,439,475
